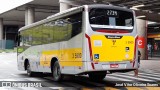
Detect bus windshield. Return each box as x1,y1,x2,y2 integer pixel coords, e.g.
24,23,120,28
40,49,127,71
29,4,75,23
89,8,134,32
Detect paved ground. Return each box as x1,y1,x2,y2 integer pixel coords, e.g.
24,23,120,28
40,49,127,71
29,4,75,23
140,58,160,73
0,53,26,79
0,53,160,90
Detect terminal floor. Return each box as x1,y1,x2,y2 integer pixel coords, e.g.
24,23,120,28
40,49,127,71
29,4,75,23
140,57,160,73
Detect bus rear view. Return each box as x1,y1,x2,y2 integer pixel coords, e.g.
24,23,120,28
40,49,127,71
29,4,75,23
84,5,138,80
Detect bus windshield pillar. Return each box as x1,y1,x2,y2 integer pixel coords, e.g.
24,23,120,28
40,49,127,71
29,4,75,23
0,18,3,40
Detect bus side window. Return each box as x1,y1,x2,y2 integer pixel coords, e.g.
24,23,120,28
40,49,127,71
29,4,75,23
68,12,82,38
24,29,32,46
33,26,43,45
42,22,53,44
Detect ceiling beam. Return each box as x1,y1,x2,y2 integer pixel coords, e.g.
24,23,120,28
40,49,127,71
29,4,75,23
26,4,59,10
135,10,160,22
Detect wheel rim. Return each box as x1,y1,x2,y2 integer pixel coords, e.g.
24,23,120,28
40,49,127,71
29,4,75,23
57,67,60,77
53,65,60,80
27,64,31,76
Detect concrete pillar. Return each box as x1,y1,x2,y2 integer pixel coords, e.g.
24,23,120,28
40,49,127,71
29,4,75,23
137,19,147,60
59,1,72,12
25,7,35,25
0,18,3,40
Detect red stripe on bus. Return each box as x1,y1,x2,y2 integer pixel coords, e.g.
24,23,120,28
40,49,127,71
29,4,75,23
132,61,135,68
96,30,129,33
85,34,95,69
133,36,138,67
91,63,95,69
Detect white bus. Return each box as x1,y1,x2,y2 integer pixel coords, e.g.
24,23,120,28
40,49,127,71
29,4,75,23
17,4,138,81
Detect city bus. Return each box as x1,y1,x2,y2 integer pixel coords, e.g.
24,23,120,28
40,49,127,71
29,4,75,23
17,4,138,81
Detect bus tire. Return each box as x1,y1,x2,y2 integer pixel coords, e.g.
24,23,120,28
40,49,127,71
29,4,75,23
52,61,63,81
26,62,34,77
89,72,106,81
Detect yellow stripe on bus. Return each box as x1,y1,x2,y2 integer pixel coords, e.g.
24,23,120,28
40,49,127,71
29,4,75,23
40,48,82,67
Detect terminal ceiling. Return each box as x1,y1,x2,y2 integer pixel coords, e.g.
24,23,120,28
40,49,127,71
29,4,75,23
0,0,160,26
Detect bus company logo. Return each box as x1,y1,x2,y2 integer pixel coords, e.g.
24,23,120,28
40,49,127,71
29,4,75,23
106,36,122,39
112,39,116,45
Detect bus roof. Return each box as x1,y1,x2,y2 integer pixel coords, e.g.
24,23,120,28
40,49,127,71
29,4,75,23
19,4,133,32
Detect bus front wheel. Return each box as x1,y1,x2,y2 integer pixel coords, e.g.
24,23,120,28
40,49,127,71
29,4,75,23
26,62,34,77
89,72,106,81
52,61,63,81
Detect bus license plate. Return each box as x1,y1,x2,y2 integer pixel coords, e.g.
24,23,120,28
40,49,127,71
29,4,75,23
110,64,119,68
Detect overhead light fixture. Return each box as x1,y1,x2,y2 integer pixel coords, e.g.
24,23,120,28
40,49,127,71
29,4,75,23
130,7,139,10
132,4,144,8
148,21,156,24
136,15,146,19
155,38,160,40
154,27,159,29
93,0,97,3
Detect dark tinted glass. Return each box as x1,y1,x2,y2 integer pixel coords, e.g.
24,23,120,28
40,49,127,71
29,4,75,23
89,8,133,27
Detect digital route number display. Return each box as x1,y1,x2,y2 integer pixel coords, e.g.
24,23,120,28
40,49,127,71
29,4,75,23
106,10,118,17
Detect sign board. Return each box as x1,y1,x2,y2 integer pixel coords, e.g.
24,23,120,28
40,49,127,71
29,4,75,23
138,36,145,48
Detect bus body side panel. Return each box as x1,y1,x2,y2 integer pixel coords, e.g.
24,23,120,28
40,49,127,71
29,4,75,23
18,9,85,74
18,33,84,74
17,53,25,71
39,33,83,74
17,45,42,72
39,42,61,72
61,33,83,74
